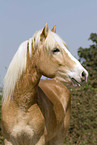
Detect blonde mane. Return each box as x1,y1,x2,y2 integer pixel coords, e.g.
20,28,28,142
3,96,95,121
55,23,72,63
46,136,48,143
3,30,42,102
3,28,72,102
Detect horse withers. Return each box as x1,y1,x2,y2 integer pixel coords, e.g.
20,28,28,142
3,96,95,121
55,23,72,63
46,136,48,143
2,23,88,145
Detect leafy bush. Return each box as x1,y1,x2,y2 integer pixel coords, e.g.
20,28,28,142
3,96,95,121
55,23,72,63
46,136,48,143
64,85,97,145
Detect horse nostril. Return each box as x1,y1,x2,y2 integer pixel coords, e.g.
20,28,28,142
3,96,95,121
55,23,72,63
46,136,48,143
82,71,86,77
81,71,86,82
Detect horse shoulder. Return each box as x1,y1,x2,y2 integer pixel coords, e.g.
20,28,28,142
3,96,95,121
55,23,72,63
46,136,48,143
39,79,71,112
1,101,19,140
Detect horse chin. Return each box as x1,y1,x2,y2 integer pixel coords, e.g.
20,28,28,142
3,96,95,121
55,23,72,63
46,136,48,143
70,78,81,87
54,76,82,87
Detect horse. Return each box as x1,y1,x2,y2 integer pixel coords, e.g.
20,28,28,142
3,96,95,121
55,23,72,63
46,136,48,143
1,23,88,145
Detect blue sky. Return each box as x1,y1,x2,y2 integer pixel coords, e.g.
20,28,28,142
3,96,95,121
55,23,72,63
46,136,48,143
0,0,97,86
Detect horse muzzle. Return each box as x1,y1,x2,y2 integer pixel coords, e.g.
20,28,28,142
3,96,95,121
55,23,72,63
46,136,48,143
70,70,88,87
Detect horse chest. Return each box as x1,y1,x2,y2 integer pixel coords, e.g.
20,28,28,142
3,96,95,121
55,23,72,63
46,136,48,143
2,103,45,145
11,122,34,143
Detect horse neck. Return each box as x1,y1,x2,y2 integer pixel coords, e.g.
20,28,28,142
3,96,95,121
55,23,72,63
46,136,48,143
13,63,41,111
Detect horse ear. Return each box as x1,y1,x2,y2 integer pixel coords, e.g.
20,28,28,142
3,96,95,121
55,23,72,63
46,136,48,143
41,23,49,39
51,25,56,33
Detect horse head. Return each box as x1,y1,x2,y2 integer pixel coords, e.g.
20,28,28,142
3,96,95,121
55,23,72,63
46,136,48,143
32,23,88,86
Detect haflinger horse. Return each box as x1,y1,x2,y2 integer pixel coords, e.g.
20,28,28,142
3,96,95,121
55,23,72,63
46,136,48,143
2,23,88,145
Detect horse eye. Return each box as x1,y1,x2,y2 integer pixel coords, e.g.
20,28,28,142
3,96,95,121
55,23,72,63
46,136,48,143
52,48,60,53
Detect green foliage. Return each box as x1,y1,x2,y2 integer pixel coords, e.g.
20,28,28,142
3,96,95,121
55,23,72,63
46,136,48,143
78,33,97,88
64,85,97,145
89,33,97,44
